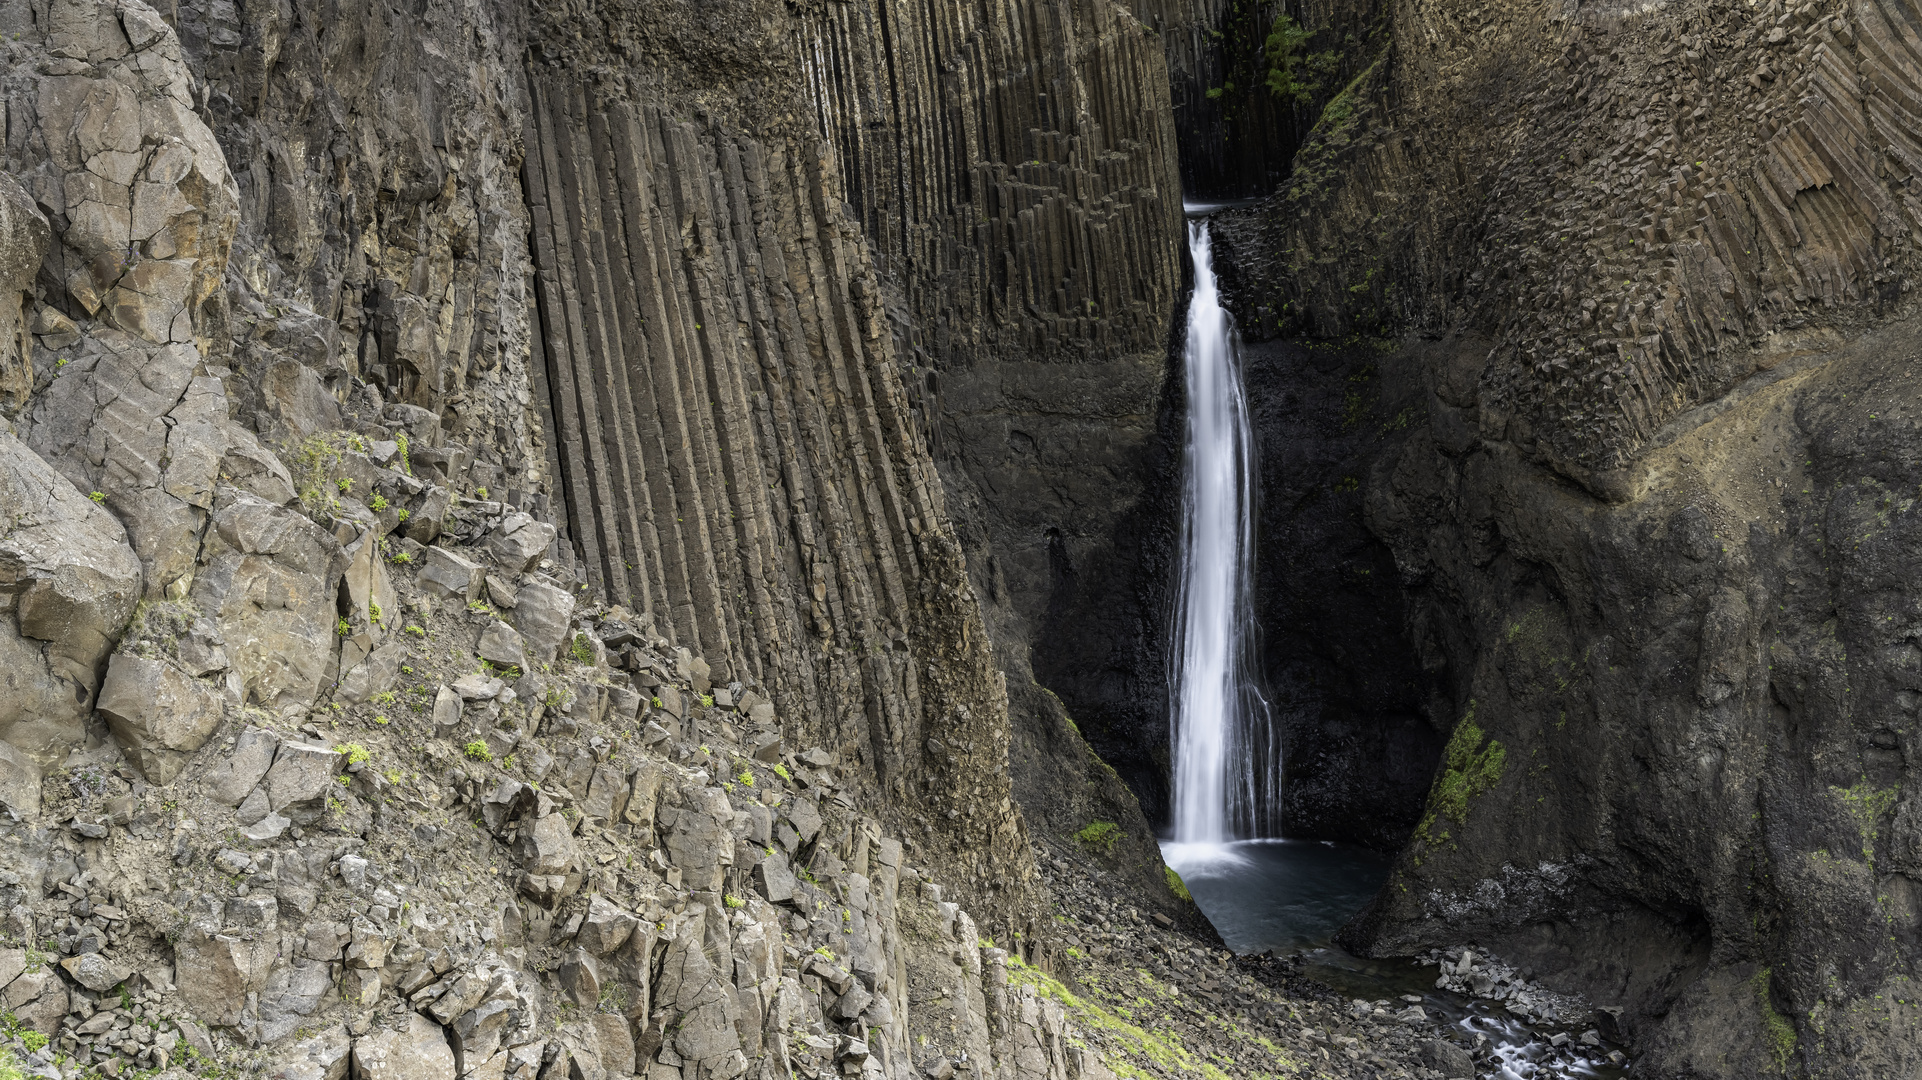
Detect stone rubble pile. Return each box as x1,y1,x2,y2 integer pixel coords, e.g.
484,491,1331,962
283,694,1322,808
0,524,1118,1080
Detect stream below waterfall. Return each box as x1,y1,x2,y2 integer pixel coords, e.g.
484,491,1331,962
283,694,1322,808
1165,208,1628,1080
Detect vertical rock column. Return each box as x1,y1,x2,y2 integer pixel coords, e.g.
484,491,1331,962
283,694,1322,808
520,73,1036,917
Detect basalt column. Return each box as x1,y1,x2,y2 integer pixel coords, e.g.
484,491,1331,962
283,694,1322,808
788,0,1197,862
518,71,1034,918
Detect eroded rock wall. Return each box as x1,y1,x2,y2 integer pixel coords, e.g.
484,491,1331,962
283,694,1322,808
0,0,1214,1076
1203,0,1922,1075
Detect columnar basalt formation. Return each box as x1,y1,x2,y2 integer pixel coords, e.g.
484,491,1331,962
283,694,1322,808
514,70,1034,918
0,0,1217,1076
1200,0,1922,1076
1218,0,1922,485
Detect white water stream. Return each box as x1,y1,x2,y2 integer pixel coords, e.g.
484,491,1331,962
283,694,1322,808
1158,214,1625,1080
1165,215,1278,858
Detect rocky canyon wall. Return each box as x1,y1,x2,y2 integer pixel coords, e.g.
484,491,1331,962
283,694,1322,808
0,0,1211,1077
1208,0,1922,1075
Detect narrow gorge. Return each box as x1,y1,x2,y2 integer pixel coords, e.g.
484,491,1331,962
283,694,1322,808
0,0,1918,1079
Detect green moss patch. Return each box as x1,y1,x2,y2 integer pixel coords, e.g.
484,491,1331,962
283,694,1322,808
1074,821,1122,855
1165,865,1193,903
1416,702,1506,847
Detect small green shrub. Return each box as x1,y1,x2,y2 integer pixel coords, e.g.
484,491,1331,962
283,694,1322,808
571,633,594,665
1262,13,1340,104
335,743,372,766
371,494,389,512
88,490,106,503
464,741,493,763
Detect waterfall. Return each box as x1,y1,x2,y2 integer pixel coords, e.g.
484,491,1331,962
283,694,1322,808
1168,215,1276,850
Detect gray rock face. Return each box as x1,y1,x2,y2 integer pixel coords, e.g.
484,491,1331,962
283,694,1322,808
0,739,41,817
0,172,51,411
0,429,143,766
95,652,225,782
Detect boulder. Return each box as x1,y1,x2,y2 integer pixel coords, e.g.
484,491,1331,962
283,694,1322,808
173,926,274,1027
753,856,796,904
482,513,556,574
269,1023,351,1080
59,951,131,992
511,578,574,663
782,797,823,844
1418,1039,1475,1079
194,490,344,708
221,428,298,506
0,967,68,1035
0,430,143,766
477,620,526,670
592,1013,635,1077
432,685,462,731
351,1013,457,1080
576,895,636,956
452,996,517,1065
418,546,483,601
453,673,505,700
95,653,226,782
518,812,577,877
263,740,343,818
403,485,453,545
206,726,279,805
336,641,405,704
581,764,629,826
339,524,397,633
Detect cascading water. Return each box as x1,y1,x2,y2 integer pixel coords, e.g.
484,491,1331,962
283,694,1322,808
1158,216,1627,1079
1166,213,1279,853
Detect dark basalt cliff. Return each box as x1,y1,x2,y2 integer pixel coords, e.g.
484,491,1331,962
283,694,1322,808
1,0,1921,1076
1206,0,1922,1076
